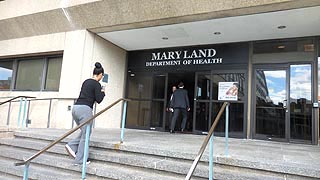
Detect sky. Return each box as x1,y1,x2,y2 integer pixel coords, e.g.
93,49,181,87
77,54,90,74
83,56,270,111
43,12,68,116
264,64,311,105
0,68,12,80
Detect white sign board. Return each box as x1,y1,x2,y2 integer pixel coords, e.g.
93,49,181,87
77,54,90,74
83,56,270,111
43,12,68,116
218,82,238,101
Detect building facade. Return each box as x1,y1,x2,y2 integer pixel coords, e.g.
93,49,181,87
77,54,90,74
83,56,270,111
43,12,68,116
0,0,319,144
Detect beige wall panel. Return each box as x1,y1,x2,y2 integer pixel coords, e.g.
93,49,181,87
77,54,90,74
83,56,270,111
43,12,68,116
91,35,127,129
59,30,87,98
0,0,100,20
0,32,65,57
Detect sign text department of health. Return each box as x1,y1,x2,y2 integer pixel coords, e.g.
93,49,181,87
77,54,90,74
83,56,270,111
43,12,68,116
146,49,223,67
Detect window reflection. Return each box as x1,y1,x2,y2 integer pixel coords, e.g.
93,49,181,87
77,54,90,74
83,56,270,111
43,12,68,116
0,61,13,90
255,70,286,138
290,64,312,140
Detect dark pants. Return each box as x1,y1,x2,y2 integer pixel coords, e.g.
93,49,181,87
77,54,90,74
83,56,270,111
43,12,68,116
170,108,187,130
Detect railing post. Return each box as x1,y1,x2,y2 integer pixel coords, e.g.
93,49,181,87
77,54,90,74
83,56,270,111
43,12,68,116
209,134,214,180
225,102,229,157
22,98,27,128
120,100,128,143
7,101,12,126
17,97,23,128
82,124,91,180
47,99,52,128
23,163,30,180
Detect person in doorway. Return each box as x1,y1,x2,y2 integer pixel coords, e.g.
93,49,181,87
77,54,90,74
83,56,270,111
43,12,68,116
169,82,190,133
166,85,177,130
167,85,177,112
65,62,105,165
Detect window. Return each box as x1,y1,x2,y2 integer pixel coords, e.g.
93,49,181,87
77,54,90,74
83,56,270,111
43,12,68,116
0,61,13,90
45,57,62,91
0,55,62,91
16,59,44,91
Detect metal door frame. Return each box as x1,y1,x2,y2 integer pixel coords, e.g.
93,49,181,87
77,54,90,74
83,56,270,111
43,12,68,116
252,63,314,143
252,64,290,142
193,70,248,138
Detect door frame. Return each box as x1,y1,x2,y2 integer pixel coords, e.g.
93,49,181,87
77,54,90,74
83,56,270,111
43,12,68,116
193,69,248,138
252,64,290,142
252,63,315,143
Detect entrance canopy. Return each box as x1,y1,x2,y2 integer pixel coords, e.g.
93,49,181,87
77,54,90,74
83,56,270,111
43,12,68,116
99,6,320,50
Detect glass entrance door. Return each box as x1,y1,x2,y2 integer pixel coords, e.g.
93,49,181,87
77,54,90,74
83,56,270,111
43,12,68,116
254,68,287,139
290,64,312,141
254,64,312,142
194,71,246,137
126,72,166,130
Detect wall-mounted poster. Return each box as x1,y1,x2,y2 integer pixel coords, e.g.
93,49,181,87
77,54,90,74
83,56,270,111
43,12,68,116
218,82,238,101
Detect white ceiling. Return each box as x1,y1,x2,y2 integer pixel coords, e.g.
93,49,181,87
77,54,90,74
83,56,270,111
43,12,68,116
99,6,320,51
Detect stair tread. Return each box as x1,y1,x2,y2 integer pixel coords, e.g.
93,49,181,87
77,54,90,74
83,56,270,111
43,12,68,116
0,157,81,180
0,143,286,180
0,145,183,180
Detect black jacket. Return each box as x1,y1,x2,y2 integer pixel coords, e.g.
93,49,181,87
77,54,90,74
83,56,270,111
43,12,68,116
170,88,190,109
75,79,105,108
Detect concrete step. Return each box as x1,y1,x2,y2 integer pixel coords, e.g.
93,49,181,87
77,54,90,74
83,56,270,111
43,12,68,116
0,156,81,180
10,131,320,180
0,126,14,138
0,137,293,180
0,145,185,180
0,171,20,180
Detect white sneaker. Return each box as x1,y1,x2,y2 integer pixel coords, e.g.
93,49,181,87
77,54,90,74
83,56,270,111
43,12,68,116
73,160,91,166
65,144,76,158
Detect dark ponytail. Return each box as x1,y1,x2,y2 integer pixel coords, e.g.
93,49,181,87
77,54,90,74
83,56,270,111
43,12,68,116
93,62,104,75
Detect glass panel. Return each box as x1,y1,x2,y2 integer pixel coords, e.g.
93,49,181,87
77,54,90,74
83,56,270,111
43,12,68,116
255,70,286,138
153,75,165,99
212,73,245,101
150,101,164,127
126,100,151,127
127,72,152,99
253,39,314,54
195,102,210,132
213,103,244,136
290,64,312,141
0,61,13,90
15,59,44,91
45,57,62,91
196,73,210,100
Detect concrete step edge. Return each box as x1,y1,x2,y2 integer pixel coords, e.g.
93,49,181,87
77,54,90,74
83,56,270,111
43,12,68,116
6,134,320,179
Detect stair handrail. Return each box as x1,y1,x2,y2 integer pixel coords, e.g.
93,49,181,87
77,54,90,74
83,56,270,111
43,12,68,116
0,96,35,106
185,102,228,180
14,98,129,166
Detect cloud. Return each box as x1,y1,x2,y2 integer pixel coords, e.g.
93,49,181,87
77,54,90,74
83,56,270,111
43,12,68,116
264,71,286,78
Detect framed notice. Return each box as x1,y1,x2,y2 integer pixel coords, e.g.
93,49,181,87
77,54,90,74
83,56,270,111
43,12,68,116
218,82,238,101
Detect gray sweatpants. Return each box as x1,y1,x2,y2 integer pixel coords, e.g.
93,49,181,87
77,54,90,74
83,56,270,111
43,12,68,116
67,105,93,164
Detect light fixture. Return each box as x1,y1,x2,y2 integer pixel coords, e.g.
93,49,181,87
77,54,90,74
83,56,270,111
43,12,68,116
162,37,168,40
277,45,285,49
213,32,221,35
277,25,286,29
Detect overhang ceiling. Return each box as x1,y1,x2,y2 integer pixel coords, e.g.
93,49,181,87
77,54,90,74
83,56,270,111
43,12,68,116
99,6,320,51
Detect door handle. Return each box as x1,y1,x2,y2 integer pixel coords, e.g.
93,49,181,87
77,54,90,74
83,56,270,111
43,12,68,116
283,99,287,108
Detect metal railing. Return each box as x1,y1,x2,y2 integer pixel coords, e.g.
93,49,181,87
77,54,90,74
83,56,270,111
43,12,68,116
185,102,228,180
0,96,78,128
0,96,35,128
14,98,130,180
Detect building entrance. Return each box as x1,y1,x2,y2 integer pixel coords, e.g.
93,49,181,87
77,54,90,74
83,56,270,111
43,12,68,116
165,73,195,132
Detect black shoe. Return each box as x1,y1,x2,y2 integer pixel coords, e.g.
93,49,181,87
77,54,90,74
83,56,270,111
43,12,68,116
170,130,175,134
